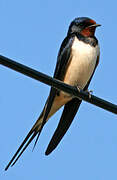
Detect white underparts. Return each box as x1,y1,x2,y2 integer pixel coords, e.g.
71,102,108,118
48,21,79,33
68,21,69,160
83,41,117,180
63,36,100,89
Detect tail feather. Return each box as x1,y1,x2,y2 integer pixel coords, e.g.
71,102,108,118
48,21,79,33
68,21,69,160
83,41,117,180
32,133,40,152
5,89,67,170
5,117,43,171
11,132,38,167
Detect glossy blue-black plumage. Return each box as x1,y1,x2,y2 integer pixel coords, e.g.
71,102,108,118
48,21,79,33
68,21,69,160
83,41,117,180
37,35,75,142
44,17,99,155
68,17,95,35
5,17,100,170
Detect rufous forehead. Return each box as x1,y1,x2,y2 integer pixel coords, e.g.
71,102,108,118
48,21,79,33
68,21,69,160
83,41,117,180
89,19,96,24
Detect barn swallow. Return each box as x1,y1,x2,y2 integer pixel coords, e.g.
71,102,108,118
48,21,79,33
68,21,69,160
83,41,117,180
5,17,101,170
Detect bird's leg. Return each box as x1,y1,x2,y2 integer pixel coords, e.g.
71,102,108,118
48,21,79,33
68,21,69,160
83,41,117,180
76,86,93,99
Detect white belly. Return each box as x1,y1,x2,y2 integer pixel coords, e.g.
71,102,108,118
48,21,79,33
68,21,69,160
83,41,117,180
64,37,100,89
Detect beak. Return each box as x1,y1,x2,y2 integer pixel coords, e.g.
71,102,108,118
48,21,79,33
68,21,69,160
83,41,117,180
89,24,101,28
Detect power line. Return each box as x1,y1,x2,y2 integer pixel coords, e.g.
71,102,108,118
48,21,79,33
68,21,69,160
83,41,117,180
0,55,117,114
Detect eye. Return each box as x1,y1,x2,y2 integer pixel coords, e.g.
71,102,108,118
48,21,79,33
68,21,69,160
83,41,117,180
79,23,84,26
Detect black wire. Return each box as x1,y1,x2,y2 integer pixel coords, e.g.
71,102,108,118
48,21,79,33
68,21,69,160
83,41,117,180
0,55,117,114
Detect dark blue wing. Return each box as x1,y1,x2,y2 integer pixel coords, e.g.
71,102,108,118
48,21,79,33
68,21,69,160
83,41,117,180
45,56,100,155
32,35,75,150
54,34,75,79
39,35,75,133
45,98,82,155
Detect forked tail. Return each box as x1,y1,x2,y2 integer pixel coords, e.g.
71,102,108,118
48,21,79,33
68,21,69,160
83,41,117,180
5,110,44,171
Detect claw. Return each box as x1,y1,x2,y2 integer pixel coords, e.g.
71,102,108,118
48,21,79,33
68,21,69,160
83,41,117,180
86,89,93,99
76,86,82,92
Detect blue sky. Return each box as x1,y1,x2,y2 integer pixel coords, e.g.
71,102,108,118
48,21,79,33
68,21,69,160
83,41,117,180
0,0,117,179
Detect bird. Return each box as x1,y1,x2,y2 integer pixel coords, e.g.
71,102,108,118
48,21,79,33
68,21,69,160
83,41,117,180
5,17,101,170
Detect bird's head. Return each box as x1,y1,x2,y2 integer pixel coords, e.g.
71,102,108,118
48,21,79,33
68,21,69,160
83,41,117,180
68,17,101,37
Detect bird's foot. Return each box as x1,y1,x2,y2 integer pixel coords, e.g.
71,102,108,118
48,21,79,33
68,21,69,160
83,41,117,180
76,86,82,92
85,89,93,99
